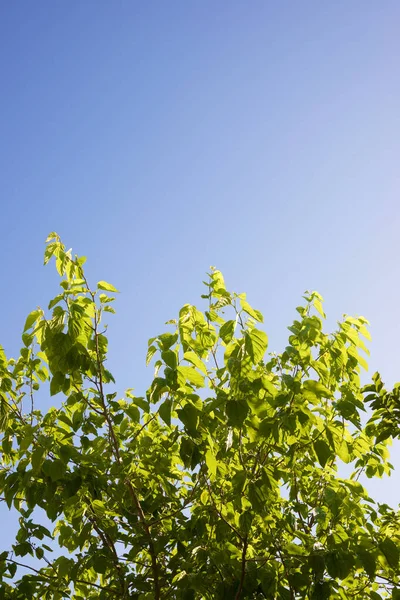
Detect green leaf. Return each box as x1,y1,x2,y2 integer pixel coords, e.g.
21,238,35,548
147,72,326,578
8,562,17,578
313,439,332,467
7,237,400,597
357,549,376,578
177,366,205,388
92,554,108,574
48,294,64,310
239,510,253,534
286,542,306,556
239,297,263,322
158,332,178,350
303,380,332,398
31,447,45,472
180,438,200,469
130,395,149,413
159,398,172,426
311,581,331,600
177,403,199,435
244,328,268,363
219,320,236,344
210,269,226,292
248,480,268,512
205,449,217,478
42,459,66,482
146,345,157,365
162,350,177,369
23,309,41,332
226,399,248,427
45,231,59,243
183,351,207,375
379,537,400,569
57,556,73,578
92,500,106,518
50,372,65,396
99,293,115,303
314,298,326,318
97,280,119,293
103,305,116,314
22,333,33,347
359,323,371,341
326,551,353,579
0,395,9,431
337,440,351,463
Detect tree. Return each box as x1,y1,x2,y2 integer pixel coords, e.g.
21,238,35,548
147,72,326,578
0,232,399,599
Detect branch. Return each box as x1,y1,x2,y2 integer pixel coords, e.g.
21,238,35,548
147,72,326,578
130,412,158,444
124,481,161,599
149,477,201,527
5,558,118,592
205,478,243,541
87,512,126,595
90,299,161,599
234,537,248,600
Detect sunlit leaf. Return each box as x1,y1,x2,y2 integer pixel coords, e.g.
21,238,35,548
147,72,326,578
245,328,268,363
97,280,119,293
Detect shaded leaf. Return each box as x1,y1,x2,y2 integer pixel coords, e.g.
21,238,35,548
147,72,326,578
313,439,332,467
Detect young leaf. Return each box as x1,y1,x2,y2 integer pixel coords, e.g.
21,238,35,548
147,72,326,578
23,309,41,332
97,280,119,293
239,297,263,322
146,345,157,365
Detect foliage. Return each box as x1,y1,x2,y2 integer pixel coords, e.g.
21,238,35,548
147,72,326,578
0,232,399,599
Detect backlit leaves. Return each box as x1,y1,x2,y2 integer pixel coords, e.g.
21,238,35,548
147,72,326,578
97,280,119,293
244,328,268,364
0,233,398,599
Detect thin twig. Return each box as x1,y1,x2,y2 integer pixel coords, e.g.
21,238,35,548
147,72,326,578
88,292,161,599
234,537,248,600
205,478,243,541
5,557,118,592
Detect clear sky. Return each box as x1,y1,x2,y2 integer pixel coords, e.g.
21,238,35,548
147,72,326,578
1,1,399,547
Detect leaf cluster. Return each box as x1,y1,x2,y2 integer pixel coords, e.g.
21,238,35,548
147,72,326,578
0,234,399,599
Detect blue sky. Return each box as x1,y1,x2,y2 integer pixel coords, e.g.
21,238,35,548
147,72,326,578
1,1,399,546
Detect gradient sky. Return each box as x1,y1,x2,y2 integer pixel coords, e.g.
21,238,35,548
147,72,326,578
1,2,399,549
